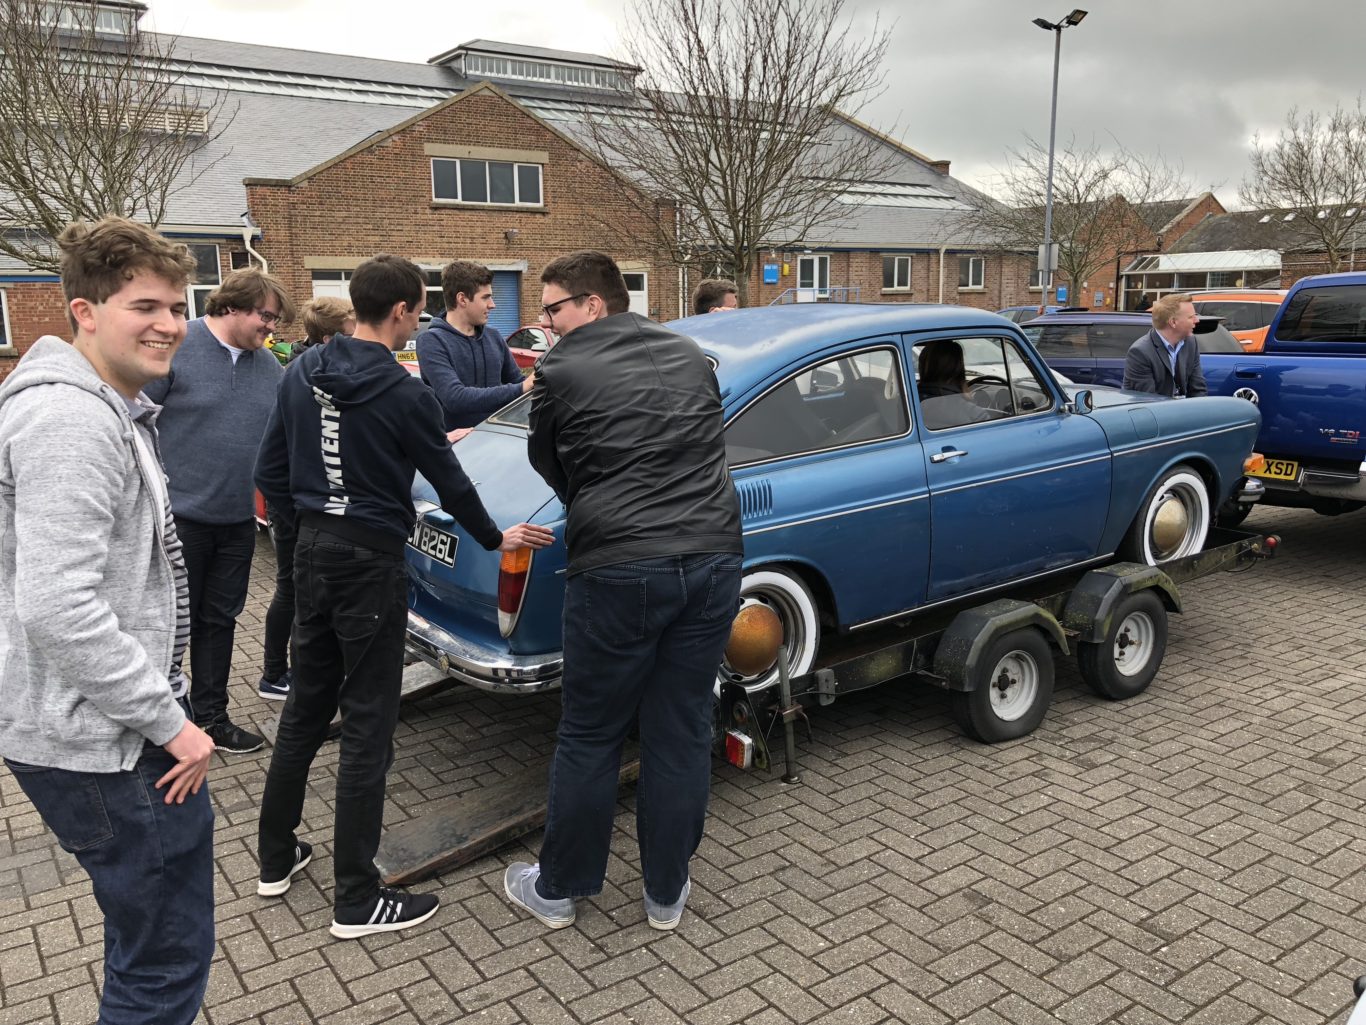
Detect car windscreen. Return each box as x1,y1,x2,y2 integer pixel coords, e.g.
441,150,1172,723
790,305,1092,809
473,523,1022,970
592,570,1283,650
1275,285,1366,342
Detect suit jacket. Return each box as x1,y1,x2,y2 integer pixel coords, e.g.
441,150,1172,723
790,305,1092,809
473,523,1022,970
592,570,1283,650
1122,329,1207,398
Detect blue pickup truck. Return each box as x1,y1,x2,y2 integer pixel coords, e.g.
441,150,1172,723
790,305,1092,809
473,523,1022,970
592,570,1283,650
1201,272,1366,517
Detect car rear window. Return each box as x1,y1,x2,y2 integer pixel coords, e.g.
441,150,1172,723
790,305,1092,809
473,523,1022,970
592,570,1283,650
1192,300,1276,332
1276,285,1366,342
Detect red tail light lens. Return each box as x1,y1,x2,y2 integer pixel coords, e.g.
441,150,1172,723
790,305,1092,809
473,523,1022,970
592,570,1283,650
497,547,533,638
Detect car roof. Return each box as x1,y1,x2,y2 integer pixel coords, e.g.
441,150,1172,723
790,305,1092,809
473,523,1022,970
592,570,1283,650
672,304,1020,387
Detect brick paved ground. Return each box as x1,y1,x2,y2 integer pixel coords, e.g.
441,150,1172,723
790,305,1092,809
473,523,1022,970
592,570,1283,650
2,504,1365,1025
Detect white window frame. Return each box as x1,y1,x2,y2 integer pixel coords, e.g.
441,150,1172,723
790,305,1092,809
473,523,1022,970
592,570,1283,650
958,255,985,291
882,255,911,292
186,244,221,318
431,157,543,206
0,288,13,353
622,271,649,316
1028,268,1046,291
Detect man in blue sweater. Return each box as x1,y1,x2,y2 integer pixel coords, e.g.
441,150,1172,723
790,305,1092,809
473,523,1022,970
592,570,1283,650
416,260,531,436
144,267,295,754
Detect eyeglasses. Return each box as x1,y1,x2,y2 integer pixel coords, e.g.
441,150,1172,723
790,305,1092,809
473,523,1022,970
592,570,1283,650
253,308,282,326
540,293,589,319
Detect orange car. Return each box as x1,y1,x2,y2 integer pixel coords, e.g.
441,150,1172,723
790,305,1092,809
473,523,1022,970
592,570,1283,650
1189,290,1287,352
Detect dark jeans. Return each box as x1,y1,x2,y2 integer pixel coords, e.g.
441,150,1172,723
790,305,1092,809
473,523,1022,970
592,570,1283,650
539,551,742,903
177,516,257,727
6,747,215,1025
261,506,298,682
257,526,408,911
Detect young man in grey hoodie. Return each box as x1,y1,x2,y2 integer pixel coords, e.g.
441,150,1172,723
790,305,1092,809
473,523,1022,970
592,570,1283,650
0,217,218,1025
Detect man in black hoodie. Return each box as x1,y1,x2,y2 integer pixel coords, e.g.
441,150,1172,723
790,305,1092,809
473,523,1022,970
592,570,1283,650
253,255,552,939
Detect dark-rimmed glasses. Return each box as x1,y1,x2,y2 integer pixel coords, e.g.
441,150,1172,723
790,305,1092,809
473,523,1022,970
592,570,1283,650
541,293,589,319
253,308,282,326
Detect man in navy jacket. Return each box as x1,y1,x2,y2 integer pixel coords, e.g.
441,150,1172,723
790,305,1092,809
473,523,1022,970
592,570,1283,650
416,260,531,434
254,254,552,939
1123,293,1208,398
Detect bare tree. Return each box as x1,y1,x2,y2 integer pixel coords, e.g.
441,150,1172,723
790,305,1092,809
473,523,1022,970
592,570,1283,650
966,135,1192,296
1241,100,1366,273
0,0,233,272
580,0,898,302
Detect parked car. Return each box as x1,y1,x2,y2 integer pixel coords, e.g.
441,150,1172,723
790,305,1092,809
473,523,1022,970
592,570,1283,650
1188,290,1288,352
1200,272,1366,517
997,304,1060,324
1021,310,1243,388
506,324,558,370
403,304,1261,703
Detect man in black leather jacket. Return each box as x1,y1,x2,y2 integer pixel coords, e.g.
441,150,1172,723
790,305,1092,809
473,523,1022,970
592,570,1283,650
505,251,743,933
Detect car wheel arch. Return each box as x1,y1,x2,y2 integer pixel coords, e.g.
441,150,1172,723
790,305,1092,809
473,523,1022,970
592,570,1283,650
743,557,838,629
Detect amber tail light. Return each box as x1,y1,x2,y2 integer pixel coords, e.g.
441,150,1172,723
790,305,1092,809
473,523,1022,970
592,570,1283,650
1243,453,1266,475
497,548,533,638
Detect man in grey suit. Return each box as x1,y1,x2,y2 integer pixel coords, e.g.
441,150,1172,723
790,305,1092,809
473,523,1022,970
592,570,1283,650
1122,293,1208,398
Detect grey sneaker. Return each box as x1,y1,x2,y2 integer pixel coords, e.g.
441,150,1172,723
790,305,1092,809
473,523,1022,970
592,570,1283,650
644,877,690,931
503,862,575,929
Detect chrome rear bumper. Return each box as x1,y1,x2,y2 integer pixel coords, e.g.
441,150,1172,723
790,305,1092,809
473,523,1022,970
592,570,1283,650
405,610,562,694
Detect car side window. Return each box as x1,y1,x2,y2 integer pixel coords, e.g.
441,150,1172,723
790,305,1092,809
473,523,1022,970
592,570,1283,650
725,346,909,466
508,328,552,352
1086,323,1132,359
1031,324,1089,358
913,336,1053,431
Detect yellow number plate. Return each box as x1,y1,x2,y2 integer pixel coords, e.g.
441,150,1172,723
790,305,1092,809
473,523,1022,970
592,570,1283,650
394,351,417,362
1251,458,1299,482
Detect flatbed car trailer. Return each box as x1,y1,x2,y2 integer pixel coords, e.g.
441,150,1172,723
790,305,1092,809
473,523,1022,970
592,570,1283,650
375,527,1278,884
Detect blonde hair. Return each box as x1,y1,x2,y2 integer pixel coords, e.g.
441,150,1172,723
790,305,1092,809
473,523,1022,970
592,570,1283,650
1151,293,1193,330
301,296,354,343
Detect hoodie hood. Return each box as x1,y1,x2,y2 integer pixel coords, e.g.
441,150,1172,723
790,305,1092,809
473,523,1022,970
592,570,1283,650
305,334,413,409
425,313,484,345
0,336,130,422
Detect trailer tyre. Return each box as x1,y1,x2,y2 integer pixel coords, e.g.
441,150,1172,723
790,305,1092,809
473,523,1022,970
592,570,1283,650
1119,464,1210,566
1077,590,1167,700
717,568,820,694
950,628,1054,743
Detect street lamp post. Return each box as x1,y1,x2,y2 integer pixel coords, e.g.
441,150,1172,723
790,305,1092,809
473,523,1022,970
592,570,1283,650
1032,8,1087,304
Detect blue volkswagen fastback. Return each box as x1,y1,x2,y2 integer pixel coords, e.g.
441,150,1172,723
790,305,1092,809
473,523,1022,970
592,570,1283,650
404,304,1259,697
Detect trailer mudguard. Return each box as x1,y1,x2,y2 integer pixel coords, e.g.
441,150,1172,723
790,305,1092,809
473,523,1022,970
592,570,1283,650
932,599,1068,692
1062,563,1182,645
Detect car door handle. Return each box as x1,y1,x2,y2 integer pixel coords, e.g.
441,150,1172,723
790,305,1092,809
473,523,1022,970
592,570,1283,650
1235,366,1264,380
931,449,969,463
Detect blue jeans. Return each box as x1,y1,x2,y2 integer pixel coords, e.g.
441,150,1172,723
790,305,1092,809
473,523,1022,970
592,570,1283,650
257,526,408,912
6,747,215,1025
538,552,742,903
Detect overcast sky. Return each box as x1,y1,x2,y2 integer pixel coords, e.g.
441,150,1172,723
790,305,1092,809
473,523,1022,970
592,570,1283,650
142,0,1361,209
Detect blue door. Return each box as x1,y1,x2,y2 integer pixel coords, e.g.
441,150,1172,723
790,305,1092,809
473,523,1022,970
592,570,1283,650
489,271,520,336
910,333,1112,602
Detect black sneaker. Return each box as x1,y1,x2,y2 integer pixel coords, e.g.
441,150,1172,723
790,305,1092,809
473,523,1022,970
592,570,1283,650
205,719,265,754
258,841,312,897
258,669,292,702
329,887,440,939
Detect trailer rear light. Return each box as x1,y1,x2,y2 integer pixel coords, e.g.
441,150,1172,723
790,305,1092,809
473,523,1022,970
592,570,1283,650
497,548,533,638
1244,452,1266,475
724,729,754,769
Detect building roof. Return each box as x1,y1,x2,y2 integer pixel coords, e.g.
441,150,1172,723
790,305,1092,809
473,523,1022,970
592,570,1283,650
1169,205,1366,255
1124,250,1282,275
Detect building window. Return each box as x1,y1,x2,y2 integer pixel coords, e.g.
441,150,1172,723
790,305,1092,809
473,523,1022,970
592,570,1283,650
882,256,911,291
958,255,984,290
186,244,221,318
424,270,444,316
1028,268,1045,290
432,158,543,206
0,289,11,348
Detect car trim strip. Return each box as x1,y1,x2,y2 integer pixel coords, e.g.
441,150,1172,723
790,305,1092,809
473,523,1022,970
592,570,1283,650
741,492,928,537
850,554,1115,631
1111,422,1255,457
931,454,1111,495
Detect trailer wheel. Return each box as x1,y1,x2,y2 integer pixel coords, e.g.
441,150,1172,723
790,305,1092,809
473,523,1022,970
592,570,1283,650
717,568,820,694
1077,590,1167,700
951,628,1054,743
1119,464,1210,566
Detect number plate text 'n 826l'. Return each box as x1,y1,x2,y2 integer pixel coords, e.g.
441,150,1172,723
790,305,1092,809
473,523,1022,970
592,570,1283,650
408,521,458,567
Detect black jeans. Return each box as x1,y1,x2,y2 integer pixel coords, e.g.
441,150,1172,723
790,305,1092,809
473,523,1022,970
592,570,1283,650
261,506,298,682
256,525,408,911
538,552,742,903
6,744,215,1025
177,517,257,727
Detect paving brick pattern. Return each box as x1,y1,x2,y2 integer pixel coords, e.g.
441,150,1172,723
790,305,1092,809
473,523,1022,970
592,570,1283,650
3,505,1365,1024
